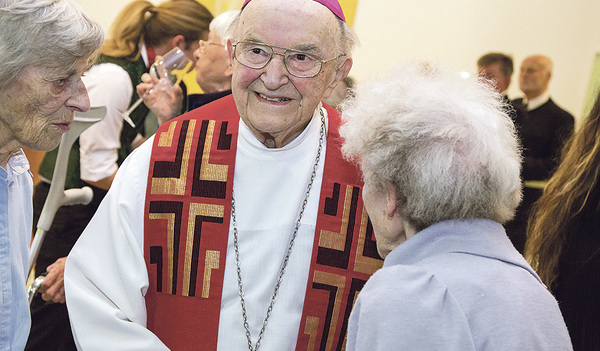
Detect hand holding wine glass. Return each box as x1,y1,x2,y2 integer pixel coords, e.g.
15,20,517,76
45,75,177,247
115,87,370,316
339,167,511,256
122,47,191,128
136,67,186,126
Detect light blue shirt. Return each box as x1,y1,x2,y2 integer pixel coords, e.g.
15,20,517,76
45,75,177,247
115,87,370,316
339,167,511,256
0,150,32,350
347,219,573,351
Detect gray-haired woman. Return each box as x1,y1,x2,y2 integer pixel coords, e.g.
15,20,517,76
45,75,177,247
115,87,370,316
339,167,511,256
341,62,573,350
0,0,103,349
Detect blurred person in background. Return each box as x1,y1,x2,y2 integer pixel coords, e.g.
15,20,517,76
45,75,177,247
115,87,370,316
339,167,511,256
477,52,514,101
505,54,575,253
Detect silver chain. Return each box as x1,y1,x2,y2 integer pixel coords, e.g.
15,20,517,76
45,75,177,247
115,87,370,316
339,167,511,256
231,109,325,351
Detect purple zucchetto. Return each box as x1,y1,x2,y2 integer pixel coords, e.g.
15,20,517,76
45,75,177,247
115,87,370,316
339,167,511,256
241,0,346,22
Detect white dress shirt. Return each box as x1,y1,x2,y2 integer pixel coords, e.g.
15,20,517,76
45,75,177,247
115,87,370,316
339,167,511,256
79,63,133,183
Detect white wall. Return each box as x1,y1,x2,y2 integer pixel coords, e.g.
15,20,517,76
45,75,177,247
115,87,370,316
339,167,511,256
352,0,600,121
75,0,600,121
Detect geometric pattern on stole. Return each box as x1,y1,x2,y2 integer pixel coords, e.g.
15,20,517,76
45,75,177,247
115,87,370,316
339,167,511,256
148,119,231,296
296,104,383,351
143,96,239,350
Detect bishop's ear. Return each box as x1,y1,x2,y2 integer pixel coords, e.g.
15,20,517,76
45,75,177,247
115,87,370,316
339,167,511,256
226,39,235,65
323,57,353,99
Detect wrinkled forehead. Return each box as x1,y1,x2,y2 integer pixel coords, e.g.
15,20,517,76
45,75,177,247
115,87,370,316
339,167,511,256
235,0,340,53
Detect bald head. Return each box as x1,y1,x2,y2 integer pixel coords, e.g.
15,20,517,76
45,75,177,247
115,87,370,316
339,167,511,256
519,55,553,100
242,0,346,22
235,0,343,48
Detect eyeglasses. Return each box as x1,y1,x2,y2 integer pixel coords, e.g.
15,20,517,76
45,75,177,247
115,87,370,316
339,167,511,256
232,41,346,78
198,39,224,53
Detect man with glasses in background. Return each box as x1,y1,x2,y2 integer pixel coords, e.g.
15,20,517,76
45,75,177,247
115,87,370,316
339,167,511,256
65,0,382,349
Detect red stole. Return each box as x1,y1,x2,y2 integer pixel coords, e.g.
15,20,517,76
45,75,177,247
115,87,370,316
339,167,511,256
144,95,382,350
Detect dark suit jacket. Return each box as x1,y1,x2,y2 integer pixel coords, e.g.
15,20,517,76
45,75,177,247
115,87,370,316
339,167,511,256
511,98,575,181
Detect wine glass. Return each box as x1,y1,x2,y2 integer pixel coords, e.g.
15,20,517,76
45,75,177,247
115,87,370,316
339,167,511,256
121,47,191,128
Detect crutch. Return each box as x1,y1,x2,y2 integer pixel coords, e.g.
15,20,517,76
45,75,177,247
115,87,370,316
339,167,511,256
27,106,106,303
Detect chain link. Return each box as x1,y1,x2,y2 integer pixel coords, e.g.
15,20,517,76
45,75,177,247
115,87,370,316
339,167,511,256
231,109,326,351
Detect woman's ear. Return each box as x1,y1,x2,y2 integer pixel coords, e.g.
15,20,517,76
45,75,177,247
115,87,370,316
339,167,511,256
385,182,398,218
171,35,186,50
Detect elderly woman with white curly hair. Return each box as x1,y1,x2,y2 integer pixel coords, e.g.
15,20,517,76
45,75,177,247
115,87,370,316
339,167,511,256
341,63,573,350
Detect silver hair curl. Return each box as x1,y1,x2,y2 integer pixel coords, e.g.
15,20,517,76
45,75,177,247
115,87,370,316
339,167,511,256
211,10,239,45
0,0,104,88
341,62,522,231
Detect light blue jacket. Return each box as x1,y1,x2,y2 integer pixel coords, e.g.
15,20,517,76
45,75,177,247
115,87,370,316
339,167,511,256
347,219,572,350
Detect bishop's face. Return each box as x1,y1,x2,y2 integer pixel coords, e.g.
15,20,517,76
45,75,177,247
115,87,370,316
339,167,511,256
228,0,350,147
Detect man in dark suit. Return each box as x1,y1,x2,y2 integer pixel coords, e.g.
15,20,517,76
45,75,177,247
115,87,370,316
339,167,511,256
506,54,575,253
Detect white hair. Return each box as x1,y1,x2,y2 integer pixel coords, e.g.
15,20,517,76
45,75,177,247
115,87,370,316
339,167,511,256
0,0,104,88
341,62,522,230
338,19,358,56
211,10,239,45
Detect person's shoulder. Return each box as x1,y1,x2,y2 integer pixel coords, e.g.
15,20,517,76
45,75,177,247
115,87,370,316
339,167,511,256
88,62,129,75
121,134,154,171
356,264,457,329
353,264,475,350
361,263,453,305
510,97,525,107
545,99,575,120
82,63,132,107
84,63,131,88
179,94,237,121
